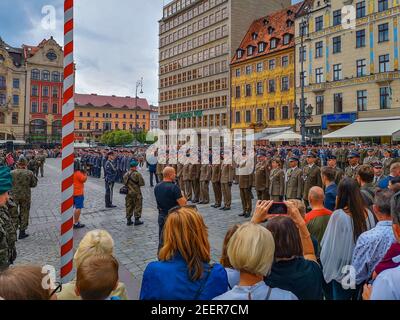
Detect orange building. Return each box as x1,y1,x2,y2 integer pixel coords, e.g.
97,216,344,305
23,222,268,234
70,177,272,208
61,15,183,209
74,93,151,142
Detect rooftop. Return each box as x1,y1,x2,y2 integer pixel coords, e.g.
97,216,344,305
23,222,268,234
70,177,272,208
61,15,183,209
75,93,151,111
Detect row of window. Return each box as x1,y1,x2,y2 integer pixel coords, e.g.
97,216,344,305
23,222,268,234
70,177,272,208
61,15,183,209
0,93,20,106
31,85,61,98
159,95,228,115
77,122,146,131
77,112,146,120
161,0,225,33
0,112,18,125
160,6,228,48
234,106,291,124
31,69,62,82
237,35,292,59
160,78,228,102
160,24,228,61
0,77,20,89
235,76,292,98
31,101,60,114
160,59,228,89
159,113,228,130
235,55,292,77
305,53,391,85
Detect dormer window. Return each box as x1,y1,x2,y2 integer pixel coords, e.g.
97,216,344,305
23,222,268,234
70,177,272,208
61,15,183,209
287,9,293,16
247,46,254,56
283,34,291,45
251,32,258,40
237,49,243,59
270,38,278,49
258,42,266,53
268,26,274,35
263,18,269,26
286,19,293,27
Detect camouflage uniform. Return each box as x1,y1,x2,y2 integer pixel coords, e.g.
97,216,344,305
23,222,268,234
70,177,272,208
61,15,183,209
123,169,145,220
0,202,17,271
36,154,46,177
10,168,38,232
27,157,38,177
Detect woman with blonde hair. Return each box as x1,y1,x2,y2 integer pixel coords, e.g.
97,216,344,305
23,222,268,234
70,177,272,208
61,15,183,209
214,221,297,300
57,229,128,300
140,206,228,300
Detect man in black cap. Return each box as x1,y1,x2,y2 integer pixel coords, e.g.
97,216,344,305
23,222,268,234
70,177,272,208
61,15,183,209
302,151,322,208
326,155,344,185
372,161,386,187
345,152,361,180
104,151,117,208
285,156,303,200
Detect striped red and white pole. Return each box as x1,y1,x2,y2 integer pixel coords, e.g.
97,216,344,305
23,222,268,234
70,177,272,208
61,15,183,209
61,0,75,283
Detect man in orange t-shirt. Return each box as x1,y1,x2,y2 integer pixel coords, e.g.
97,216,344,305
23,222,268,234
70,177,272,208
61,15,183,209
73,160,88,229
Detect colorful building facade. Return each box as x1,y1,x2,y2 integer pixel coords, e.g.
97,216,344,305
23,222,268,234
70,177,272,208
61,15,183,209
230,3,302,132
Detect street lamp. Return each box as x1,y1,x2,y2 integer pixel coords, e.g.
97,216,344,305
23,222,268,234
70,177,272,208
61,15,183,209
134,77,144,135
294,103,313,144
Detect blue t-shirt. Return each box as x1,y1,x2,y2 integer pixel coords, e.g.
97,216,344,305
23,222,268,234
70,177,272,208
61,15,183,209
154,181,182,217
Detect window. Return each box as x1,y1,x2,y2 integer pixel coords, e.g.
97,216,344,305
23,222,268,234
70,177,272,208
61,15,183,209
315,41,323,58
333,64,342,81
42,103,48,114
282,56,289,67
31,85,38,97
31,69,40,80
86,122,91,130
52,87,58,98
247,46,254,56
269,59,276,70
235,68,241,77
79,122,83,130
235,111,241,123
334,93,343,113
245,84,252,97
256,62,263,72
299,46,306,62
378,0,388,12
283,34,291,45
256,109,263,122
245,110,251,123
299,22,308,36
281,76,289,91
378,23,389,42
256,82,263,95
269,108,275,121
356,29,366,48
13,79,19,89
0,94,5,105
356,1,366,18
282,106,289,120
12,112,18,125
52,72,60,82
333,36,341,53
13,95,19,105
380,87,390,109
258,42,266,53
42,86,49,97
268,80,275,93
235,86,241,98
315,67,324,83
333,10,341,26
42,70,50,81
245,65,252,74
357,90,367,111
52,103,58,114
270,38,277,49
379,54,390,72
79,112,83,117
316,95,324,115
356,59,367,77
31,101,38,113
237,50,243,58
315,16,323,32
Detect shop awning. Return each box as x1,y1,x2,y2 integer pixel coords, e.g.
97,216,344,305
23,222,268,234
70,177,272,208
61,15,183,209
266,130,303,142
323,117,400,139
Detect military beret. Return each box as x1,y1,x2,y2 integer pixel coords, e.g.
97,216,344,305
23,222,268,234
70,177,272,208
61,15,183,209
347,151,360,158
0,166,12,195
130,160,139,167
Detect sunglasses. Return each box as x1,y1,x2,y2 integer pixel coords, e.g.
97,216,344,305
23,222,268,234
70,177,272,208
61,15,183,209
168,204,197,214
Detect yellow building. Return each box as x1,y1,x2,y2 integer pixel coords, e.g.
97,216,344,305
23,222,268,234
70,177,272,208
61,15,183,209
230,3,302,133
74,93,151,143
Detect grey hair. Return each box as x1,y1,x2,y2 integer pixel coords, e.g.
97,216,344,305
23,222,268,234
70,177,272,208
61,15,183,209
374,189,394,216
391,191,400,225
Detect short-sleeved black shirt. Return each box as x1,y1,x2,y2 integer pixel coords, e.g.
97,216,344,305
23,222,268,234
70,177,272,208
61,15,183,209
154,181,182,217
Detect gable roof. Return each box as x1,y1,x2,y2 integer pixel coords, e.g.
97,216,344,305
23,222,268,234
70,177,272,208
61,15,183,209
231,2,303,65
75,93,151,111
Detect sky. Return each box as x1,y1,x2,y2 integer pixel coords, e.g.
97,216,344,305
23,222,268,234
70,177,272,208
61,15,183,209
0,0,301,106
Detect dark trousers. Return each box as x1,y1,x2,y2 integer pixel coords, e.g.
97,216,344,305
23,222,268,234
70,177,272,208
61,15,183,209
105,181,115,207
150,171,159,187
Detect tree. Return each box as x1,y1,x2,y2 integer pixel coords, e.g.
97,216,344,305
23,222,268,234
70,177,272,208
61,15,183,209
100,130,134,147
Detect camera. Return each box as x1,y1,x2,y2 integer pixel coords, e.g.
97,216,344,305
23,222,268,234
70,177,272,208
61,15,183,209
269,202,288,215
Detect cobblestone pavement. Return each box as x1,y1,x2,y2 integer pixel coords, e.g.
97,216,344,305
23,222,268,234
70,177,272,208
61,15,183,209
15,158,254,299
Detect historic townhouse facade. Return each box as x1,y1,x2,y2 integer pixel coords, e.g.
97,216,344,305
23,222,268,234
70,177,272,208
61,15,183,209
0,38,26,141
230,3,302,133
158,0,290,132
295,0,400,142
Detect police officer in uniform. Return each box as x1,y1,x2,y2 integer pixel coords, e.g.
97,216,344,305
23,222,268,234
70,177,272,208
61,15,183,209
326,155,344,186
254,151,270,200
302,151,322,208
285,156,303,200
372,161,386,187
345,151,361,180
123,160,145,226
104,151,117,208
269,158,285,202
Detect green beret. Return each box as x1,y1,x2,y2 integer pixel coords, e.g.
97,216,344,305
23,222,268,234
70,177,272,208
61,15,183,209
0,166,12,195
130,160,139,167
